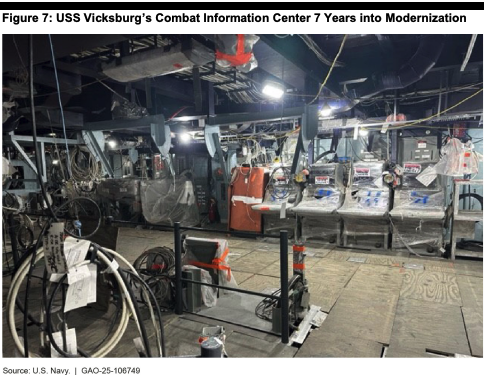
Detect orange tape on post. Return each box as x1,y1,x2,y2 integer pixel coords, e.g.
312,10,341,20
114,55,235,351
293,245,305,252
293,263,305,270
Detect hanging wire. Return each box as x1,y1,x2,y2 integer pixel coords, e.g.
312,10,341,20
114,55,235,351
48,35,72,178
308,34,348,105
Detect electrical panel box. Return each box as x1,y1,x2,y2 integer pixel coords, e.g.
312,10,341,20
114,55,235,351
398,136,439,164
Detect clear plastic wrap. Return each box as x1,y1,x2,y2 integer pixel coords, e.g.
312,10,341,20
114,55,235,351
293,186,342,211
350,162,387,189
141,174,200,227
263,215,295,237
293,163,345,216
301,216,341,242
343,219,389,235
393,190,445,209
338,161,390,217
183,237,237,294
391,219,444,249
183,265,217,307
338,188,390,216
433,138,481,176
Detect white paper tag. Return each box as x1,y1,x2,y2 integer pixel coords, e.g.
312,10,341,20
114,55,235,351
65,265,91,312
64,237,91,268
374,176,384,188
416,165,437,187
381,123,390,133
87,264,98,304
43,223,68,274
280,201,287,219
50,328,77,357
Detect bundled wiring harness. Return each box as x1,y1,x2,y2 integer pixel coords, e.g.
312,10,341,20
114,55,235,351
255,274,305,327
133,247,176,310
68,147,101,183
266,166,293,201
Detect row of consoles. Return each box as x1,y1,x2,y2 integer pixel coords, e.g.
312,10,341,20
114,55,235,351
234,160,447,255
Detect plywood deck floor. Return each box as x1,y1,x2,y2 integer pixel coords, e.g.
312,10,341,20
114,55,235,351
2,226,483,358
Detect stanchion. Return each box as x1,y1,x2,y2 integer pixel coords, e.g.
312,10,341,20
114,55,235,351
279,230,289,344
174,222,183,315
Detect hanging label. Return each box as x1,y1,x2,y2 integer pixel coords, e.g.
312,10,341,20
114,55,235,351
50,237,91,283
50,328,78,358
280,201,287,219
315,176,330,185
87,264,98,304
354,167,370,177
403,163,422,174
43,223,67,274
64,237,91,268
381,123,389,133
65,265,91,312
417,141,427,149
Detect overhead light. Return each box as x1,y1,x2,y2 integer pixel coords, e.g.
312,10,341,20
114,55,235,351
359,128,369,137
108,139,117,148
52,160,59,165
262,81,284,99
180,132,191,143
320,103,332,117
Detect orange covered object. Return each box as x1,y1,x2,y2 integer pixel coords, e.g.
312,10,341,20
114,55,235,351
228,167,268,232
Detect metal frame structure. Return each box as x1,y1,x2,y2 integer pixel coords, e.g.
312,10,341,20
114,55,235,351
172,222,290,344
450,179,483,260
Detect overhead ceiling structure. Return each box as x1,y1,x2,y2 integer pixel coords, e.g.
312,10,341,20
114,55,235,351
2,34,483,138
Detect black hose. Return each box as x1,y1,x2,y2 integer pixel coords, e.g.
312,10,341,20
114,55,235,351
123,269,166,357
29,35,58,222
46,274,90,357
117,267,152,357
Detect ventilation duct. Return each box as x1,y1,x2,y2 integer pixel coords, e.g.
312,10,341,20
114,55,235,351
102,39,214,82
346,35,445,100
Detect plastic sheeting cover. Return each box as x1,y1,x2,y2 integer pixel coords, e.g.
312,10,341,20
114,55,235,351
183,237,237,293
432,138,482,177
141,174,200,226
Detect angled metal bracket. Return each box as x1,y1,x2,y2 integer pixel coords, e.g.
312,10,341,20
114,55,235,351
150,122,171,157
81,130,114,177
10,139,46,182
212,132,229,184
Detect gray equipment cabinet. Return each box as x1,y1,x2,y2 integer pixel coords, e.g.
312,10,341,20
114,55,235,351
390,161,447,256
337,161,391,250
291,163,345,243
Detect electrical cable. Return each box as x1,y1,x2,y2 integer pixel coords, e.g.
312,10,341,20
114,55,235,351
308,34,348,105
48,35,72,178
6,243,166,357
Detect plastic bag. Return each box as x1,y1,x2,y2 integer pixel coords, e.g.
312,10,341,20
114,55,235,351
141,173,200,226
433,138,481,177
183,265,217,307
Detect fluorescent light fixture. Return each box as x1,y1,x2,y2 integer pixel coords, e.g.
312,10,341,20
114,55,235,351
262,81,284,99
180,132,191,143
108,139,117,148
320,103,332,117
52,160,59,165
359,128,369,137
